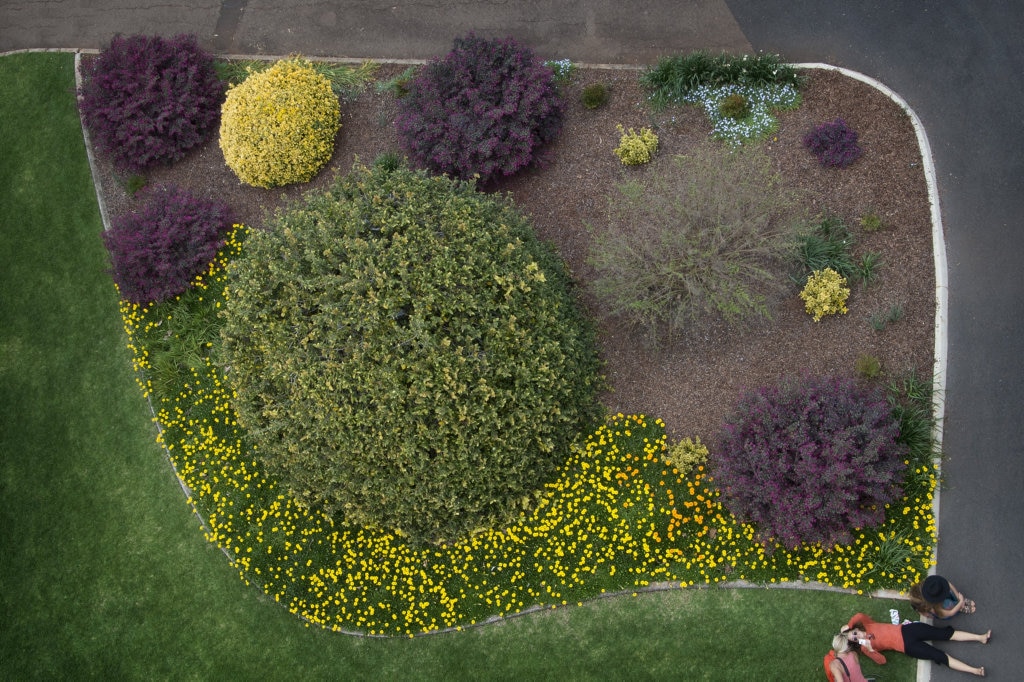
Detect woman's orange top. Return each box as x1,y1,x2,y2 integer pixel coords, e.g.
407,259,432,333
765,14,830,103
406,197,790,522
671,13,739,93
846,612,905,664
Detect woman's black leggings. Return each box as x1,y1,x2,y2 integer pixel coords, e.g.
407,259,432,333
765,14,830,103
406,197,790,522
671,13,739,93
901,622,955,665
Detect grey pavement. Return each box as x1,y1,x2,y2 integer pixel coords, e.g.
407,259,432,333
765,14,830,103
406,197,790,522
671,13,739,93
726,5,1024,679
3,1,1021,678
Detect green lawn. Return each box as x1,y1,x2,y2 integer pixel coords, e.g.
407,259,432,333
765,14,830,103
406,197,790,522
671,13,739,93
0,52,915,681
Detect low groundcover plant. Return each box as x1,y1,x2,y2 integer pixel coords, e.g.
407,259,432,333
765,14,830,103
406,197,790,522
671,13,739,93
613,124,658,165
800,267,851,321
117,226,938,635
803,117,863,168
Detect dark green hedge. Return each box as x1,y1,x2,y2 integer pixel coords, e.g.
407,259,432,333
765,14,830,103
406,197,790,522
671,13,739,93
220,161,602,544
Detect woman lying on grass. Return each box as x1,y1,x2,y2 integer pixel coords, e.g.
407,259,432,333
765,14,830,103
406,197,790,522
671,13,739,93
841,613,990,677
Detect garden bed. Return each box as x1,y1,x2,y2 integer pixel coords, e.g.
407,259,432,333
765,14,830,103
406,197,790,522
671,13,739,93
87,58,939,635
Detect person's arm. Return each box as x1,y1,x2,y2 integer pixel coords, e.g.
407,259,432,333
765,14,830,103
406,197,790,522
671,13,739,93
859,643,887,666
845,613,872,629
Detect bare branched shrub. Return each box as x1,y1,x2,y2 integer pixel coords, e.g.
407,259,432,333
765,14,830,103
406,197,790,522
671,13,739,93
587,141,803,342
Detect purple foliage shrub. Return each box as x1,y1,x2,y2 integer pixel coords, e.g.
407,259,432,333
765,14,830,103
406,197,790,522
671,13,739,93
802,118,862,168
711,375,906,550
103,185,233,304
395,34,564,184
79,34,225,172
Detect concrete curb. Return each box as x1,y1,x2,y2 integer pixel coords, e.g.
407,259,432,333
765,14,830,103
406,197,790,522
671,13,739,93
795,62,948,682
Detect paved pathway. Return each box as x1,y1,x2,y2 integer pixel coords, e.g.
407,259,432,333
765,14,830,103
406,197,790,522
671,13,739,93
3,1,1021,677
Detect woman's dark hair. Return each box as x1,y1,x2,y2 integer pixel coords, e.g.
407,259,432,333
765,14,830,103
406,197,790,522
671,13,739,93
844,621,867,651
908,582,937,615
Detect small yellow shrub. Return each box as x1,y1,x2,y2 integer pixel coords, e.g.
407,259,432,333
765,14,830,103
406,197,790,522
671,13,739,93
663,436,708,476
614,124,658,165
800,267,850,321
219,57,341,188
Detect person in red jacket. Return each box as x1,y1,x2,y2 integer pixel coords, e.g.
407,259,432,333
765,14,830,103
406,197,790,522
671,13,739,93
827,633,874,682
841,612,990,676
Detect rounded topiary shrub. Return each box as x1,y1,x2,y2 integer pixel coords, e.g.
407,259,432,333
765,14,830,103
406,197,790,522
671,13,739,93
589,142,800,341
103,184,233,304
711,375,906,550
395,33,564,184
220,161,602,544
219,57,340,188
78,34,225,172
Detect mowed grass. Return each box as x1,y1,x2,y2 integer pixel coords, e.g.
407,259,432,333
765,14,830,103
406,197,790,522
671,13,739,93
0,52,915,681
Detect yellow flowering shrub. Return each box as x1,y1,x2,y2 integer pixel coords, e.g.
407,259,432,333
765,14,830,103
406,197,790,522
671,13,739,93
219,57,340,188
800,267,849,321
613,124,658,165
663,436,708,476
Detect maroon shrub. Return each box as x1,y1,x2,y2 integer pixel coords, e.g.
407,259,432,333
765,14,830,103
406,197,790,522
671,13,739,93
803,118,863,168
103,185,233,304
711,375,906,550
79,34,225,172
395,34,564,184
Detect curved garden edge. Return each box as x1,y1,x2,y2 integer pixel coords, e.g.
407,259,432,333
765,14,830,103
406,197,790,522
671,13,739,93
74,51,948,636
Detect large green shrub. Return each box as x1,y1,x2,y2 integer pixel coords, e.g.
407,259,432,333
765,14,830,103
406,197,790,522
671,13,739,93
588,142,802,340
219,57,340,188
220,162,602,544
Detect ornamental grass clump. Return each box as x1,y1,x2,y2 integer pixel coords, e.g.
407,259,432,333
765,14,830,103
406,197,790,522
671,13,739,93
803,117,863,168
395,33,564,184
219,57,340,188
794,215,857,282
220,161,602,545
103,184,233,304
712,375,907,550
800,267,850,321
78,34,224,172
613,125,658,165
589,141,801,341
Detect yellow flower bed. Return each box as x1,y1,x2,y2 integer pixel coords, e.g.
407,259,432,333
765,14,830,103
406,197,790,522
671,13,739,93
119,225,937,635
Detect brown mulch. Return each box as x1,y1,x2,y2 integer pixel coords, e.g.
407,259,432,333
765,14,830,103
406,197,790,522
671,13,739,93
90,63,934,446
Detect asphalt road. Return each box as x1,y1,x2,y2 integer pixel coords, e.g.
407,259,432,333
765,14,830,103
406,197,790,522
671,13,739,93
725,4,1024,679
2,1,1021,678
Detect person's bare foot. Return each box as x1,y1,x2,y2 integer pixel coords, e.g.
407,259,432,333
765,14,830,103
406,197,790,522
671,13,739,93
981,629,991,644
975,666,985,677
